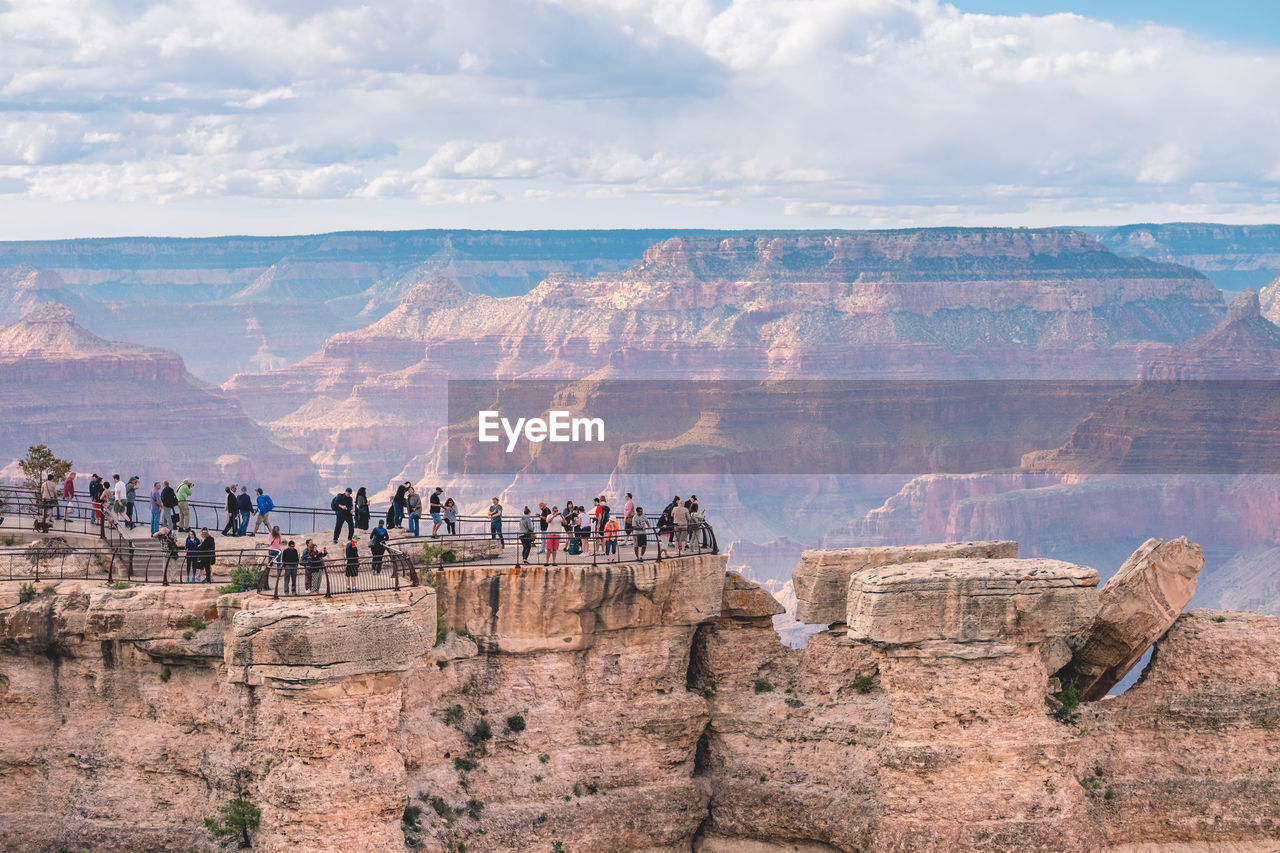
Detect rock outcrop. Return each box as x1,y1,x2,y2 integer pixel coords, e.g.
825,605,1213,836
1060,536,1204,700
792,539,1018,624
2,537,1276,852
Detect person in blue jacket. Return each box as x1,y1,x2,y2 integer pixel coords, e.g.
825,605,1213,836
253,488,275,535
236,487,254,537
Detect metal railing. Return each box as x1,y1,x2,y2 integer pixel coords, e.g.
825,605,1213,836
412,521,719,573
2,483,716,597
259,544,418,599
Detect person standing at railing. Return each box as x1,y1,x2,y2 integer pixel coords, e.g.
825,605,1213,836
184,529,200,582
89,474,104,523
355,487,370,531
111,475,127,525
267,524,282,570
302,539,325,594
429,487,444,537
331,488,354,544
405,486,422,537
198,528,216,584
176,479,193,532
281,540,299,595
60,471,75,521
161,480,179,531
343,536,359,592
488,497,504,547
236,487,253,537
544,506,563,566
671,500,691,555
150,482,163,535
125,476,139,530
537,502,549,554
39,474,58,524
371,521,388,574
623,492,635,545
632,508,653,561
518,507,535,565
603,515,619,560
442,498,457,536
392,482,409,529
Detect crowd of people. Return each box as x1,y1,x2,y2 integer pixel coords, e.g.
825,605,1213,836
23,471,712,592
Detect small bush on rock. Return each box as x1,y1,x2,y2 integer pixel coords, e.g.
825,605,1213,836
753,678,774,694
204,797,261,848
18,582,36,603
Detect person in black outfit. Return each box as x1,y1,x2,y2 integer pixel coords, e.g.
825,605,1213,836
281,540,299,595
197,529,216,583
222,485,239,536
370,522,388,574
160,480,179,530
332,488,354,544
355,486,370,531
392,482,409,528
343,536,359,591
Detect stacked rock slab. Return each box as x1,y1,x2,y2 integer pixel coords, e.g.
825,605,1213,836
850,557,1100,849
792,540,1018,624
1059,536,1204,701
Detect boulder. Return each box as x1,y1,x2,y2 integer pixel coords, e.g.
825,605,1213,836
1060,536,1204,701
793,541,1018,624
846,557,1098,645
720,571,785,621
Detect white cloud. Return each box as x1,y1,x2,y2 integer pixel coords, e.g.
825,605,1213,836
0,0,1278,235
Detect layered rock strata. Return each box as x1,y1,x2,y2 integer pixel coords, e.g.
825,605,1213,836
792,539,1019,624
1,538,1278,852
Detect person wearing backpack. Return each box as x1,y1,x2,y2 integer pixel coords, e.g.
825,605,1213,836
370,521,389,574
253,488,275,534
332,488,354,544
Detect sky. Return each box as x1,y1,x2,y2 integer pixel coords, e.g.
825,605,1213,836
1,0,1278,239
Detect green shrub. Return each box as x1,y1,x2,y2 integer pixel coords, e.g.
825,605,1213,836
466,799,484,820
534,775,543,782
218,564,263,595
784,697,804,708
469,718,493,743
402,803,424,846
538,753,550,763
190,617,207,632
552,841,565,853
1214,615,1227,623
18,582,36,603
853,675,875,694
182,630,195,640
506,713,526,733
430,796,455,822
3,535,16,546
454,756,479,772
753,678,774,694
1104,787,1116,800
445,704,465,726
1054,679,1081,725
203,797,261,847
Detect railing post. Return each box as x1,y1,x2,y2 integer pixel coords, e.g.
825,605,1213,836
323,566,331,598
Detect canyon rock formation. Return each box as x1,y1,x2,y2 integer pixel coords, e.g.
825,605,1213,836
0,303,323,495
2,533,1277,852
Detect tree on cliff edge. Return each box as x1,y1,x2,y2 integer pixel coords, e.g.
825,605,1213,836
18,444,71,495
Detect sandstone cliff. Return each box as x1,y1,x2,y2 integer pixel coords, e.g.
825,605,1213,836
0,304,323,494
3,536,1277,852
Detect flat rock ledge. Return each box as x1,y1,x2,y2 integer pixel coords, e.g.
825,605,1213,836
846,557,1099,645
793,540,1018,624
